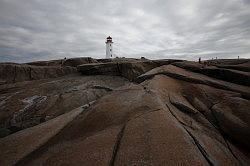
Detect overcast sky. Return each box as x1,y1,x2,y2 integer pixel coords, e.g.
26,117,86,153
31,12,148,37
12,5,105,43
0,0,250,62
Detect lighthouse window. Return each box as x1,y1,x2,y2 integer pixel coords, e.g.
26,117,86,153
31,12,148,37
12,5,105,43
110,49,112,51
110,44,111,46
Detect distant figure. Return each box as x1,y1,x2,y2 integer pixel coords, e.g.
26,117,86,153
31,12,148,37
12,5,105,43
61,57,67,66
238,56,240,59
199,57,201,63
216,57,217,60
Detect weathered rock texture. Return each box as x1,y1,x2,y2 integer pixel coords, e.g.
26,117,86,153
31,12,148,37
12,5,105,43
0,63,76,84
0,73,128,137
62,57,98,67
0,58,250,165
173,61,250,86
78,59,182,81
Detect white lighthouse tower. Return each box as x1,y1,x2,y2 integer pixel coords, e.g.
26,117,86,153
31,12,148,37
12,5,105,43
106,36,114,59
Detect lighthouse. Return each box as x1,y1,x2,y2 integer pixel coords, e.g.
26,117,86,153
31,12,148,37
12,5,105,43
106,36,114,59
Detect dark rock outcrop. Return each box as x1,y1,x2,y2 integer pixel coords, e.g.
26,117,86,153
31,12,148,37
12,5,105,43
78,59,182,81
27,57,98,67
212,96,250,148
173,61,250,86
136,64,250,99
0,74,128,137
62,57,98,67
216,61,250,72
0,58,249,165
26,60,64,66
0,63,77,84
78,62,120,76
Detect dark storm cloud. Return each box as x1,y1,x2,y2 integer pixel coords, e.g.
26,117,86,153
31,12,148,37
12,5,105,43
0,0,249,62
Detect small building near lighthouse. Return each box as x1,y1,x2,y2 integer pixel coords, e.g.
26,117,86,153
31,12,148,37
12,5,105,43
106,36,114,59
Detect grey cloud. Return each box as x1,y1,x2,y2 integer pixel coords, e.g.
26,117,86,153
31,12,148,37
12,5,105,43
0,0,249,63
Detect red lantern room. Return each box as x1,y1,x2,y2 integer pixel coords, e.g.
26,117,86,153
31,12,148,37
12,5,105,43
106,36,113,43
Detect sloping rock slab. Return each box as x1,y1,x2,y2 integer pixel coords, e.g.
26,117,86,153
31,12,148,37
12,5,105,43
0,107,84,166
136,65,250,99
216,61,250,72
1,76,250,165
173,61,250,86
212,97,250,148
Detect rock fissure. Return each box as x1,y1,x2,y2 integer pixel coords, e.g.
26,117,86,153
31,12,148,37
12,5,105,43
13,65,17,83
109,124,126,166
165,103,189,127
128,108,162,122
14,107,85,166
165,97,214,166
185,128,214,166
209,104,242,165
185,89,243,165
188,88,244,165
116,62,122,76
91,85,113,91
